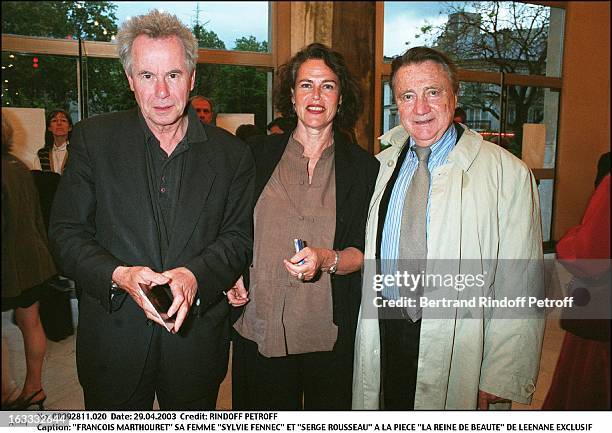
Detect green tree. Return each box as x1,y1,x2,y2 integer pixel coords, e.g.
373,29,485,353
216,37,269,130
417,1,549,156
193,36,269,130
1,1,125,117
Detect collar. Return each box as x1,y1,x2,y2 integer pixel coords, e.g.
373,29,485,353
137,105,208,145
53,141,68,152
408,123,456,159
289,134,335,160
379,122,483,171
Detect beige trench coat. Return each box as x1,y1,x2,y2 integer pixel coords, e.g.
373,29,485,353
352,125,545,409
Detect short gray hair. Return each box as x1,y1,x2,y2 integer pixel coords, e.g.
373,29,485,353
116,9,198,75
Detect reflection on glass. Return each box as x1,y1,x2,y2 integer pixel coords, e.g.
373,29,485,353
1,2,270,51
112,1,269,51
1,52,78,117
86,58,135,117
383,1,564,77
194,63,269,131
1,1,118,42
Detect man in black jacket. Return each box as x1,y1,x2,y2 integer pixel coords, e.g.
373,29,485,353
49,9,254,410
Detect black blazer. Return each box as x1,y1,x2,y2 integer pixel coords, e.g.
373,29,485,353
246,131,379,346
49,107,255,403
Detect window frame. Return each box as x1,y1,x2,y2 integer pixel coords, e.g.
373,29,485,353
1,2,290,120
375,1,566,250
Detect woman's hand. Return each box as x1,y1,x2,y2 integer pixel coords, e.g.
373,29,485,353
283,247,333,282
227,276,249,307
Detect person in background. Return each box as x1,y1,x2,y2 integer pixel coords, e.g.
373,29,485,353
266,116,297,135
542,158,610,410
235,124,262,142
2,116,56,410
31,110,75,325
32,109,73,175
230,43,379,410
453,106,466,125
190,95,214,124
595,151,610,187
352,46,544,410
48,10,254,410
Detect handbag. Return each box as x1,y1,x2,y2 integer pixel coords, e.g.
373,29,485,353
38,278,75,342
559,274,610,342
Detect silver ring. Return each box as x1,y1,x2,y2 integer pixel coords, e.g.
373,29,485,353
297,272,304,281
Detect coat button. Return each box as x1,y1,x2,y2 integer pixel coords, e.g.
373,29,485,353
387,160,394,167
524,383,535,395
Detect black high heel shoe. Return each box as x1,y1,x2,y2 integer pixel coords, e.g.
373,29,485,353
9,389,46,410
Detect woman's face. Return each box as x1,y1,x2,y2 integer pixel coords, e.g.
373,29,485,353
48,112,72,141
291,59,342,132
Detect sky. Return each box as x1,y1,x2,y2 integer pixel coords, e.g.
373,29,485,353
113,1,269,49
111,1,447,55
112,2,549,57
383,2,450,56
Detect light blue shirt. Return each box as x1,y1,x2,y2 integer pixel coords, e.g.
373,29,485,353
380,125,457,300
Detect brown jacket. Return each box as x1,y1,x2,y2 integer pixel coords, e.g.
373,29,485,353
2,154,56,298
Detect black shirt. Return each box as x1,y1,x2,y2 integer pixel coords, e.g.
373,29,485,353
138,108,208,266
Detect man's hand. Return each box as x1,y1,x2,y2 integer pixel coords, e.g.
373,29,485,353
162,267,198,333
227,276,249,307
112,266,170,327
478,390,511,410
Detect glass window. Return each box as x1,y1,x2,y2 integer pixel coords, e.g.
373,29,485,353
383,1,565,77
2,2,270,51
112,2,269,51
86,57,135,117
381,77,557,242
1,2,118,42
1,52,78,117
194,63,270,131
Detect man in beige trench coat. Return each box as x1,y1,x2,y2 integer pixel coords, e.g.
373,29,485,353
352,47,545,410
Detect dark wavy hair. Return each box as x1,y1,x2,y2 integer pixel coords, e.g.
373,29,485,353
274,43,362,132
44,109,73,149
390,46,459,99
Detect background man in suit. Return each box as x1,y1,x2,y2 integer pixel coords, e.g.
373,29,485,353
190,95,215,124
49,9,255,410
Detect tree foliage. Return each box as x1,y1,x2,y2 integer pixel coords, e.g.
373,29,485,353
417,1,550,155
194,36,269,130
2,2,269,129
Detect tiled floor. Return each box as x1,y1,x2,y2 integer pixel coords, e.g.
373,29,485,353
2,299,564,410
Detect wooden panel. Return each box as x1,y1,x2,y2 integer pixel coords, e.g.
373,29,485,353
3,34,274,68
373,1,385,154
272,2,292,69
553,1,610,239
290,2,333,55
2,34,116,58
332,2,376,153
196,49,273,68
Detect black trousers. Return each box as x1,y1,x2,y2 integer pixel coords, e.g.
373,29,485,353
84,325,220,410
380,317,422,410
231,332,354,410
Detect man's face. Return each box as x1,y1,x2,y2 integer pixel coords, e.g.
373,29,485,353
126,35,195,132
268,125,284,135
394,61,457,147
192,98,213,124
